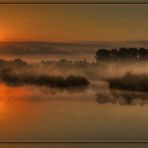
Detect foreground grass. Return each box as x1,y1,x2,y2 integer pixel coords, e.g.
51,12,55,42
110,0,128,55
108,72,148,92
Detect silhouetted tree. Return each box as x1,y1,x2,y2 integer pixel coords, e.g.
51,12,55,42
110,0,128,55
118,48,130,60
95,49,111,61
95,47,148,62
110,49,118,61
139,48,148,60
128,48,138,61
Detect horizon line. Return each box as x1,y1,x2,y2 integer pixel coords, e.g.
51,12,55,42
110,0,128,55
1,39,148,43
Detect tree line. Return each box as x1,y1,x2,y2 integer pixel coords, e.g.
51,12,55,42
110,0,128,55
95,47,148,62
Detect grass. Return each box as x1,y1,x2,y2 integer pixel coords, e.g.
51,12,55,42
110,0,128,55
108,72,148,92
0,68,90,88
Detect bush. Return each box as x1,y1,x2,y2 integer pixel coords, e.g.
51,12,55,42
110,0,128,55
0,69,90,88
108,72,148,92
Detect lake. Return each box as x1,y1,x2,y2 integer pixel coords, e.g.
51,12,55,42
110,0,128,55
0,82,148,142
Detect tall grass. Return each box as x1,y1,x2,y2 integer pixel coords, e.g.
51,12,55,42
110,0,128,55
0,68,90,88
108,72,148,92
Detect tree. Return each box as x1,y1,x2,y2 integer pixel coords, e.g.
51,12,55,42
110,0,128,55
95,49,111,61
110,49,118,61
95,47,148,62
139,48,148,60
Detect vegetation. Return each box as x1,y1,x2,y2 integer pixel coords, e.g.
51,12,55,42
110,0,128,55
95,89,148,105
108,72,148,92
0,68,89,88
95,47,148,62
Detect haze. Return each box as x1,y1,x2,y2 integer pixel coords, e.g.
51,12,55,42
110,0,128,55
1,4,148,42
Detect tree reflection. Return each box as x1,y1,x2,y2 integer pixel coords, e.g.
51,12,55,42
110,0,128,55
95,89,148,105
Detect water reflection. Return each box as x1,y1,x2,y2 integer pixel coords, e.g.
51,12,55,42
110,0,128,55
0,83,91,118
0,83,31,119
0,81,148,106
38,86,89,95
0,82,148,141
0,80,148,124
95,89,148,105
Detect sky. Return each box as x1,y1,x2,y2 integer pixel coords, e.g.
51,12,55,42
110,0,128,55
1,4,148,42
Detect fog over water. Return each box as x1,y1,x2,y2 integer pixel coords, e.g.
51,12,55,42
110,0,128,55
1,40,148,62
0,42,148,142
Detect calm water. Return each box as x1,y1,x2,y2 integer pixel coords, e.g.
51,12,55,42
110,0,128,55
0,82,148,142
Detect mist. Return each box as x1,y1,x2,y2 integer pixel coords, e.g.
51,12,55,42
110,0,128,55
0,42,148,105
1,40,148,62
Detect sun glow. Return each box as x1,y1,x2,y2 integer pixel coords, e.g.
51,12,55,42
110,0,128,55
0,32,5,41
0,84,31,119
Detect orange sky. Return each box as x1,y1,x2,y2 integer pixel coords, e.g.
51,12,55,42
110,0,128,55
1,4,148,42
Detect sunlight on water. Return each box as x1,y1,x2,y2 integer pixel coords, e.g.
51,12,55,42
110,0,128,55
0,82,147,142
0,84,27,120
